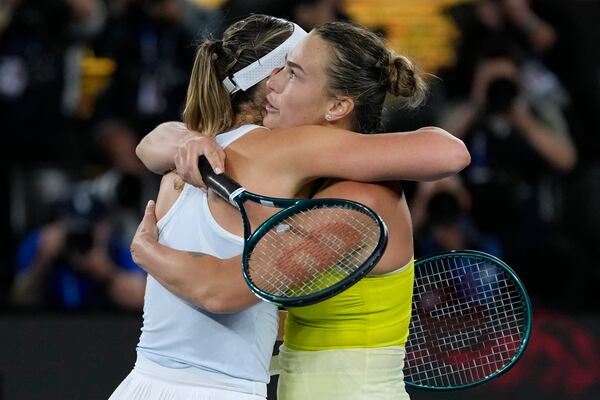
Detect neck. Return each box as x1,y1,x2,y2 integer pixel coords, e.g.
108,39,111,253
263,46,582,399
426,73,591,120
328,116,354,131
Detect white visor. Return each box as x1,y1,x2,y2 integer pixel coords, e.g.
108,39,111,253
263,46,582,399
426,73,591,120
222,22,308,94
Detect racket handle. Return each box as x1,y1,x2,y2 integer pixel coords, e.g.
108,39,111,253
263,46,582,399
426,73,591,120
198,156,244,204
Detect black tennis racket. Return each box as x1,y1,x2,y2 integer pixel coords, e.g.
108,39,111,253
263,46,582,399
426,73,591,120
404,250,532,390
198,156,388,307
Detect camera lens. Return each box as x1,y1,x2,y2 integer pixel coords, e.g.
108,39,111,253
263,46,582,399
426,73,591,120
485,78,519,114
65,225,94,255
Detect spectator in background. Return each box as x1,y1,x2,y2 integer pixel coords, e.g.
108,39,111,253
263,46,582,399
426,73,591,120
410,177,503,258
441,0,561,100
93,0,197,136
441,44,577,302
0,0,106,162
10,190,145,311
91,119,160,241
220,0,349,31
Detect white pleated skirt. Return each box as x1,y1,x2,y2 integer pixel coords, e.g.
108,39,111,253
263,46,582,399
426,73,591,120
109,352,267,400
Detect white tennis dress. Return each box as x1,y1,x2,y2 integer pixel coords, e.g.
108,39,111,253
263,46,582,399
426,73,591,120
109,124,278,400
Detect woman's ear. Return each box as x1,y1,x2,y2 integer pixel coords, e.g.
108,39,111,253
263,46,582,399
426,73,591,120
326,97,355,122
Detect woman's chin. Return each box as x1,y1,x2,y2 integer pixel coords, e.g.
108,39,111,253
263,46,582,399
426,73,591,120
262,114,279,129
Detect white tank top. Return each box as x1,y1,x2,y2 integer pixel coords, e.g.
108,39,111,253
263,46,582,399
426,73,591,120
137,124,278,385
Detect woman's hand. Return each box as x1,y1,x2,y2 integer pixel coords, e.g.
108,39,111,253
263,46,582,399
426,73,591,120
174,135,226,188
130,200,160,269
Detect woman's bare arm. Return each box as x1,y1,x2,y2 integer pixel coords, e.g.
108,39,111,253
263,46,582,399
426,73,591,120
138,123,470,185
136,122,191,174
131,200,258,313
132,179,416,313
275,125,470,183
136,122,226,186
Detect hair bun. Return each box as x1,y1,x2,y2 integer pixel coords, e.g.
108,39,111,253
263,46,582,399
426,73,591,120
387,52,427,107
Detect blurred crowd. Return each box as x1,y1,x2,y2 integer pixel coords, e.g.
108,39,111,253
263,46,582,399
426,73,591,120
0,0,598,313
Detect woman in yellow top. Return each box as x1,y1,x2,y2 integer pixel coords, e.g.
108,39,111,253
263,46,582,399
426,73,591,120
275,184,415,399
132,20,469,399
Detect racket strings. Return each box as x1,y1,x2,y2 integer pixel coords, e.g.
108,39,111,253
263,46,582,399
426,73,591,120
404,256,528,388
247,205,380,297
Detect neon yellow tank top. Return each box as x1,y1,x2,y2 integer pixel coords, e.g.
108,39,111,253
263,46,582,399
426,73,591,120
284,259,414,351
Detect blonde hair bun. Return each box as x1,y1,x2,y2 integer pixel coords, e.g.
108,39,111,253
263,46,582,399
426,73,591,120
387,52,427,108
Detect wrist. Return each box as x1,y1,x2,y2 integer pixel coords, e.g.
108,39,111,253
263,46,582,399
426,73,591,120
512,109,535,135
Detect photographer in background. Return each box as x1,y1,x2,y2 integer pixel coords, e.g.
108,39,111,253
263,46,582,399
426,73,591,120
409,176,503,258
91,119,160,242
441,44,577,302
10,190,145,311
440,0,561,102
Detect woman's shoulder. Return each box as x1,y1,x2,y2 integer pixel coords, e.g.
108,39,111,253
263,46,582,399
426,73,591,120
260,125,361,156
314,181,403,207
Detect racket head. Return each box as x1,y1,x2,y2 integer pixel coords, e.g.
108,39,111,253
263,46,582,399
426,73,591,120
242,198,388,307
404,250,532,390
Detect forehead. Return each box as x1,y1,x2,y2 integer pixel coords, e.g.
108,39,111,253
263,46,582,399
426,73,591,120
287,33,329,78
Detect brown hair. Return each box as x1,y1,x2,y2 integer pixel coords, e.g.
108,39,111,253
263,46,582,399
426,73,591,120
183,15,294,136
314,21,428,133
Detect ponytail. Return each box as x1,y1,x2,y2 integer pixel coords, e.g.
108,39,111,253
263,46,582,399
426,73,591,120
183,40,233,137
181,15,294,137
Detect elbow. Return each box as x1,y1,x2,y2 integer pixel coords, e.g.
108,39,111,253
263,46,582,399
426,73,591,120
201,297,243,314
203,300,236,314
136,122,175,174
135,141,146,165
135,137,156,172
452,137,471,173
201,288,258,314
425,126,472,174
193,289,242,314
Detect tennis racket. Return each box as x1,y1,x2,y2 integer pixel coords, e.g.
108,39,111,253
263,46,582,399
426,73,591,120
198,156,388,307
404,250,532,390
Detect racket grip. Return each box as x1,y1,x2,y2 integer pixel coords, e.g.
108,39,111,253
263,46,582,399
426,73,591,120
198,156,243,203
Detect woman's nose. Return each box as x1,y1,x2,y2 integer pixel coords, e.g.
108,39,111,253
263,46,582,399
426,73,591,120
267,67,284,92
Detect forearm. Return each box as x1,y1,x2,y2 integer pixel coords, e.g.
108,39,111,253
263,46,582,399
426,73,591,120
136,122,194,174
136,240,258,313
290,125,470,184
514,112,577,172
343,127,471,182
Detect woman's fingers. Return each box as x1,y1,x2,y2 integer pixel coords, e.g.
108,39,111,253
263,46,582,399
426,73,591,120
175,136,225,187
131,200,158,265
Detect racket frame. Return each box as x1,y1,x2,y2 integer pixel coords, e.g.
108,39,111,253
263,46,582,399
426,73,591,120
198,156,388,307
243,198,388,306
405,249,532,391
